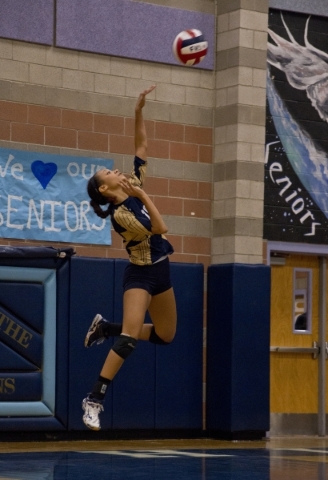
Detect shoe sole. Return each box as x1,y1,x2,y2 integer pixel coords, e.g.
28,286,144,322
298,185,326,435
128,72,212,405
83,421,101,431
84,314,102,348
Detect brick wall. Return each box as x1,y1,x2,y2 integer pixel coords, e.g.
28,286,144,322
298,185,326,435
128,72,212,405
0,98,212,265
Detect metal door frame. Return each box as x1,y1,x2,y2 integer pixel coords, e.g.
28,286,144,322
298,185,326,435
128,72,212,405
268,241,328,436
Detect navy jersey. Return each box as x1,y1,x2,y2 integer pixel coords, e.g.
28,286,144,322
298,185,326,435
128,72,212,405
109,156,174,266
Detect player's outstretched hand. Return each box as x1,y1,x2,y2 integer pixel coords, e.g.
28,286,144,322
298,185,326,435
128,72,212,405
135,85,156,111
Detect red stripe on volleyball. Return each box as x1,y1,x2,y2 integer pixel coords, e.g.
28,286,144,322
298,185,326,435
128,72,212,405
176,37,186,64
186,29,196,37
180,47,208,64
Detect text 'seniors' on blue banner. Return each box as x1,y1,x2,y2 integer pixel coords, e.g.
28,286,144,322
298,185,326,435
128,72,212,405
0,148,114,245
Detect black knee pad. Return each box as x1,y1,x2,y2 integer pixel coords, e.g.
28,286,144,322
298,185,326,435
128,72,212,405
112,334,137,359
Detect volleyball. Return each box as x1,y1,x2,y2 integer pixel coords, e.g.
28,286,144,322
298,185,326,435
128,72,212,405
172,29,208,66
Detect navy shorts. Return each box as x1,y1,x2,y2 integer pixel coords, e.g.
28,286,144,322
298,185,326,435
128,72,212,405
123,257,172,296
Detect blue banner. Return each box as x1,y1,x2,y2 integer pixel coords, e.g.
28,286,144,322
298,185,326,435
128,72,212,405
0,148,114,245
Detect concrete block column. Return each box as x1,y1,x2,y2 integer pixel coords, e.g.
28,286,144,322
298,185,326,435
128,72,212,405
212,0,269,264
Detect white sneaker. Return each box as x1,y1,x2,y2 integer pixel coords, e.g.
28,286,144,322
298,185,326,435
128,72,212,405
82,397,104,430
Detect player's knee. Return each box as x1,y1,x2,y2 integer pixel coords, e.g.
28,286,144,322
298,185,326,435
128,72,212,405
112,334,138,359
149,326,175,345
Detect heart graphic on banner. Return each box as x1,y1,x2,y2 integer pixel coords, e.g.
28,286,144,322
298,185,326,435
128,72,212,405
31,160,58,189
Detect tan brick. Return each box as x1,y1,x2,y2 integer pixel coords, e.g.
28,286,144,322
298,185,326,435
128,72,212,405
141,64,171,83
216,67,239,88
29,105,61,127
217,29,239,52
11,123,44,144
253,68,267,88
0,39,13,59
236,197,263,217
79,53,111,74
155,83,185,104
29,64,63,87
186,87,213,108
13,42,46,64
254,31,268,51
62,110,93,131
46,48,79,69
45,87,79,110
45,127,77,148
217,13,229,32
236,179,251,198
94,74,125,95
183,161,212,182
11,83,46,105
238,85,266,107
240,10,268,31
250,180,264,200
63,69,94,92
0,58,28,82
237,123,265,143
110,57,142,79
78,131,108,152
171,66,201,87
239,29,254,48
235,235,263,255
200,70,215,90
126,78,157,99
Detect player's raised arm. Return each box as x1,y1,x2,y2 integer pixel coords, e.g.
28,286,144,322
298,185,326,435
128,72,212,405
135,85,155,161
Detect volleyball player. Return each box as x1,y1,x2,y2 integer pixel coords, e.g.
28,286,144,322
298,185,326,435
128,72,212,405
82,85,177,430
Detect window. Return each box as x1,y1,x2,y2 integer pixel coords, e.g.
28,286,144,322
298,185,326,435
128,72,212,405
293,269,312,334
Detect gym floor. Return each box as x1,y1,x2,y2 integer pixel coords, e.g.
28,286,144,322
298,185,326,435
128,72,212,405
0,436,328,479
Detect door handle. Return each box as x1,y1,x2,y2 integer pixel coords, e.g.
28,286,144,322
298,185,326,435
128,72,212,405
270,341,320,359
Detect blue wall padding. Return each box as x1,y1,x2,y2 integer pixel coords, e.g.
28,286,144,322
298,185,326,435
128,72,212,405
0,254,70,431
0,0,54,44
206,264,271,433
55,260,71,426
0,372,41,401
68,257,204,431
111,259,156,429
0,417,65,431
0,342,38,371
68,257,115,430
56,0,214,69
155,262,204,429
0,282,44,333
0,304,43,367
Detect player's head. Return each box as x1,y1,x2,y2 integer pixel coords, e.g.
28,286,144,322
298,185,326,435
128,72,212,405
87,170,113,218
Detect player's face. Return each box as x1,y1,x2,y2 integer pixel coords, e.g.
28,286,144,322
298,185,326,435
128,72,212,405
96,168,124,190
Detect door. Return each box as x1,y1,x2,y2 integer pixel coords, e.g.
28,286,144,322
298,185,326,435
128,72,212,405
270,254,327,435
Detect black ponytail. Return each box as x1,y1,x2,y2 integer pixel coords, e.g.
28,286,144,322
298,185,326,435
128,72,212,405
87,175,112,219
